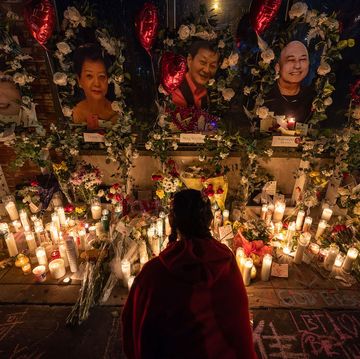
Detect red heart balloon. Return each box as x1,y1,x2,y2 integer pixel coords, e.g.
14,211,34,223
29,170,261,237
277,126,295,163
24,0,55,48
249,0,282,35
135,3,159,56
160,52,187,94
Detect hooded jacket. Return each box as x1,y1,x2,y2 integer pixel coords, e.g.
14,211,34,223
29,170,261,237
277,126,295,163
122,237,257,359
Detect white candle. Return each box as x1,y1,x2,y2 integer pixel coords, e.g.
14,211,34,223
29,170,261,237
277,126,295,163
242,258,253,286
65,236,78,273
274,222,282,234
32,265,46,282
49,258,66,279
36,246,48,267
25,231,37,255
164,215,171,236
139,240,148,268
260,204,268,221
59,242,69,268
91,198,102,220
334,253,345,268
19,209,30,229
236,247,246,275
151,235,160,256
342,247,359,272
315,220,327,240
261,254,273,281
324,244,339,271
309,242,320,255
127,275,135,290
52,193,63,207
223,209,230,223
285,221,296,243
273,202,285,223
295,210,305,231
12,220,22,233
49,222,59,243
156,218,163,238
56,207,67,226
0,222,9,233
294,232,311,264
5,201,19,220
302,216,313,232
321,208,333,221
78,229,87,250
5,233,18,257
51,212,60,232
121,259,131,286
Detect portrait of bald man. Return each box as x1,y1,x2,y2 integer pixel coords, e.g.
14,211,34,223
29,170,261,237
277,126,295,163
264,40,315,126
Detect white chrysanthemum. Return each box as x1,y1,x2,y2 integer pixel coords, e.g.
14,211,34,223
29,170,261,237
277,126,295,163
289,2,308,19
153,133,161,140
53,72,68,86
261,48,275,64
178,25,191,40
228,52,239,66
56,42,72,55
317,62,331,76
221,88,235,101
256,106,269,119
13,72,26,86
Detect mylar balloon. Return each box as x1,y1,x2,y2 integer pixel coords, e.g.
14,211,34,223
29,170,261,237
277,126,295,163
161,52,187,94
24,0,55,48
135,3,159,56
249,0,282,35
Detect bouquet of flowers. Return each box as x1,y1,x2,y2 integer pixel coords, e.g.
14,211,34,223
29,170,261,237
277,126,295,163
98,183,125,205
16,180,41,212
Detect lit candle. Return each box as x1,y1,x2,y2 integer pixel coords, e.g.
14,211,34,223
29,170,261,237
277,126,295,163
4,196,19,220
78,229,87,250
273,202,285,223
342,247,359,272
5,233,18,257
318,248,328,262
315,220,327,240
274,222,282,235
12,220,22,233
236,247,246,275
321,208,333,221
51,212,60,232
25,231,37,256
287,116,296,130
36,246,48,267
121,259,131,286
295,210,305,231
261,254,273,281
309,242,320,255
242,258,253,286
294,232,311,264
59,242,69,268
32,265,46,282
65,236,78,273
164,215,171,236
91,198,102,220
334,253,345,268
19,209,30,229
260,204,268,221
49,258,66,279
127,275,135,290
49,222,59,243
285,221,296,243
22,263,32,275
324,244,339,271
223,209,230,222
302,216,313,232
156,218,164,238
56,206,67,226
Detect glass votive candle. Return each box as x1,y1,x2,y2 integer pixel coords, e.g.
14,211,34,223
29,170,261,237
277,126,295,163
334,253,345,268
242,258,253,286
302,216,313,232
342,247,359,273
33,265,47,282
318,248,329,262
260,204,268,220
324,244,339,271
294,232,311,264
22,263,32,275
309,243,320,255
91,198,102,220
315,220,327,240
321,208,333,221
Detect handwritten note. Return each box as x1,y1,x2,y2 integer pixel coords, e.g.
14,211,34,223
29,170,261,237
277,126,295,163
218,225,234,241
272,136,300,147
263,181,277,196
271,263,289,278
179,133,205,143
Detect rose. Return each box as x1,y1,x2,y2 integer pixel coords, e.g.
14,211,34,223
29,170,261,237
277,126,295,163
53,72,68,86
178,25,191,40
64,6,86,27
111,101,123,113
152,174,163,181
260,48,275,64
256,106,269,119
62,106,73,117
228,52,239,66
288,2,308,19
65,29,74,38
323,97,332,106
221,88,235,101
317,62,331,76
56,42,72,55
13,72,26,86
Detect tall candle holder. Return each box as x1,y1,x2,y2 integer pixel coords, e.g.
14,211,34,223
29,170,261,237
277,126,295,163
295,210,305,231
242,258,253,286
294,233,311,264
261,254,273,281
91,198,102,220
3,195,19,220
302,216,313,232
324,244,339,271
342,247,359,273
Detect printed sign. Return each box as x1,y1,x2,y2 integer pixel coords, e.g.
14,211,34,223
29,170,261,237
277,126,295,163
83,132,105,143
271,136,301,147
179,133,205,143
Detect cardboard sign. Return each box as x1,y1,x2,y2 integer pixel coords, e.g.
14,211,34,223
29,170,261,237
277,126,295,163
263,181,277,196
295,122,308,136
218,225,234,241
83,132,105,143
179,133,205,143
271,136,301,147
271,262,289,278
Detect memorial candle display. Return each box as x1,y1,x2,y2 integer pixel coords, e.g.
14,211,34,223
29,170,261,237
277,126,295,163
302,216,313,232
25,231,37,256
272,202,285,223
342,247,359,272
49,258,66,279
260,204,268,220
324,244,339,271
5,233,18,257
242,258,253,286
315,220,327,240
36,246,48,267
261,254,273,281
3,196,19,220
91,198,102,220
19,209,30,229
295,210,305,231
321,208,333,221
294,233,311,264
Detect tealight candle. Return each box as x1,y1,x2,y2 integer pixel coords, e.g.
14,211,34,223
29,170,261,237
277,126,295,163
32,265,46,282
342,247,359,273
3,196,19,220
287,116,296,130
36,246,48,267
19,209,30,229
49,258,66,279
25,231,37,256
261,254,273,281
295,210,305,231
91,198,102,220
294,232,311,264
321,208,333,221
5,233,18,257
315,220,327,240
260,204,268,221
324,244,339,271
273,202,285,223
302,216,313,232
242,258,253,286
22,263,32,275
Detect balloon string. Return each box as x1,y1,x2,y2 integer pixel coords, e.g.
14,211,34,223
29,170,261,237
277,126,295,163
150,54,159,104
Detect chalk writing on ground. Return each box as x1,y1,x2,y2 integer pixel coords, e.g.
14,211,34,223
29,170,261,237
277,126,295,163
0,309,27,342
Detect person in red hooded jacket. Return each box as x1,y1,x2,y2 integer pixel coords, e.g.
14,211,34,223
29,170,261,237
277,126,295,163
122,189,257,359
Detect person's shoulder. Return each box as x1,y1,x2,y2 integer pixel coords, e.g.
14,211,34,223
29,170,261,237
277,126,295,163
135,257,164,282
72,101,87,123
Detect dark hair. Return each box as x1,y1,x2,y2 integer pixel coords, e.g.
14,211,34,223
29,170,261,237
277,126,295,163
188,40,219,59
73,43,111,77
169,189,213,241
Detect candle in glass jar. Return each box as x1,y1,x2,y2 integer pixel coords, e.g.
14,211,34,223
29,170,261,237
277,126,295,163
49,222,59,243
309,242,320,255
91,198,102,220
342,247,359,272
22,263,32,275
324,244,339,271
12,220,22,233
51,212,60,232
121,259,131,287
56,207,67,226
334,253,345,268
321,208,333,221
4,198,19,220
59,242,69,268
236,247,246,275
19,209,30,229
274,222,282,235
49,258,66,279
318,248,329,262
65,236,78,273
315,220,327,240
261,254,273,281
25,231,37,256
295,210,305,231
36,246,48,267
285,222,296,242
5,233,18,257
242,258,253,286
156,218,164,238
273,202,285,223
294,233,311,264
223,209,230,222
32,265,46,282
302,216,313,232
287,116,296,130
260,204,268,220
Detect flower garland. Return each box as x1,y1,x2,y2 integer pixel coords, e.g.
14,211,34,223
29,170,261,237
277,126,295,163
243,1,354,127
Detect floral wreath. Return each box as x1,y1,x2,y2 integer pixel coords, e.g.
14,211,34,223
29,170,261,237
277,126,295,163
51,5,136,184
243,1,354,128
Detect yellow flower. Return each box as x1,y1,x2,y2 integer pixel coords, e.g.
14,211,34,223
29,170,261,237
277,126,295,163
156,189,165,199
348,39,355,47
75,206,86,215
309,171,320,178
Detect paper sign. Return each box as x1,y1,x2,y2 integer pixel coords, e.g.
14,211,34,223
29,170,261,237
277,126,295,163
260,117,273,132
263,181,277,196
271,136,301,147
179,133,205,143
83,132,105,143
295,122,308,136
271,262,288,278
218,225,234,241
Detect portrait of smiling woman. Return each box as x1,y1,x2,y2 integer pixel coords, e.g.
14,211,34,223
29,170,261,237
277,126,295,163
72,44,117,129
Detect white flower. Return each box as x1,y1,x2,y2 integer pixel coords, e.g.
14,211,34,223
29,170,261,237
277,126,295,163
218,40,225,48
261,48,275,64
98,189,105,197
243,86,251,95
289,2,308,19
240,176,248,185
98,36,117,56
220,58,229,69
62,106,73,117
317,62,331,76
65,29,74,38
199,155,205,162
53,72,68,86
13,72,26,86
145,141,153,150
172,142,178,150
305,9,317,24
353,202,360,216
251,68,260,76
221,88,235,101
256,106,269,119
70,148,79,156
343,144,349,152
323,97,332,106
22,96,31,105
264,149,273,157
153,133,161,140
178,25,191,40
64,6,86,28
352,106,360,120
208,79,215,86
228,52,239,66
56,42,72,55
194,30,217,40
158,84,168,95
220,152,228,159
163,38,174,46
